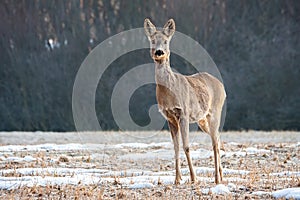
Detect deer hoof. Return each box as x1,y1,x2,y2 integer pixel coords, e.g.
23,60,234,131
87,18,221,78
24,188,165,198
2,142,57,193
191,177,198,184
175,175,182,185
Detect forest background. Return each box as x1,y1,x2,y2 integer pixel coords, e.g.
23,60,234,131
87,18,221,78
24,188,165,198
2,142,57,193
0,0,299,131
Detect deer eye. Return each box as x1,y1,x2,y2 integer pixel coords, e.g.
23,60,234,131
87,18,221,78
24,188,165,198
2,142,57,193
151,40,155,44
164,40,167,44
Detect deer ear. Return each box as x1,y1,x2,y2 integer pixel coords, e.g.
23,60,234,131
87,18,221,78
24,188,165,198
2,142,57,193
163,19,175,37
144,18,156,37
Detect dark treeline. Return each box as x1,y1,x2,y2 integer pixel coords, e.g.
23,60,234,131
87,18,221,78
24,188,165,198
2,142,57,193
0,0,299,131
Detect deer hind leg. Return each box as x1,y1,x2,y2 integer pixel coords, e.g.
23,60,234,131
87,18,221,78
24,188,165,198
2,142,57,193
168,120,182,184
199,114,223,184
209,113,223,184
180,118,197,183
211,131,223,184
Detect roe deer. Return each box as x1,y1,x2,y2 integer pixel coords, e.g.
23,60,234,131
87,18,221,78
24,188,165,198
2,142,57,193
144,18,226,184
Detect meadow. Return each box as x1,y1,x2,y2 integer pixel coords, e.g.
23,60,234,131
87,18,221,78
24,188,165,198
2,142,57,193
0,131,299,199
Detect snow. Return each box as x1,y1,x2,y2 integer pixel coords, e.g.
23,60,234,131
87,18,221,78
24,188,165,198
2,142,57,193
202,184,230,195
270,171,300,177
186,167,249,176
0,165,242,190
0,175,101,190
0,155,36,163
0,143,85,152
245,147,270,154
227,183,237,191
252,191,270,196
118,145,274,162
272,188,300,199
128,182,154,189
0,135,299,199
191,148,212,159
119,149,172,160
114,142,170,149
0,142,173,153
222,147,271,158
1,167,109,177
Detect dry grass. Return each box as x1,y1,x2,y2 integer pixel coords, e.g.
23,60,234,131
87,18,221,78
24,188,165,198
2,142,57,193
0,132,299,199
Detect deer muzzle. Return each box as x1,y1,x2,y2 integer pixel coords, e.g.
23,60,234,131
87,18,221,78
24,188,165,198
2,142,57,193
155,50,165,57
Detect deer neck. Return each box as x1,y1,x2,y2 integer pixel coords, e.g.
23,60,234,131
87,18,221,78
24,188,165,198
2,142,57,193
155,58,175,86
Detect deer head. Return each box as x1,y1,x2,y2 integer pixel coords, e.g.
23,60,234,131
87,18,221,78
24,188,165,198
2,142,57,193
144,18,175,63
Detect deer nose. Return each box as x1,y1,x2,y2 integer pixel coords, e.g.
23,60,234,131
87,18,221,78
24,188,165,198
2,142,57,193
155,50,164,56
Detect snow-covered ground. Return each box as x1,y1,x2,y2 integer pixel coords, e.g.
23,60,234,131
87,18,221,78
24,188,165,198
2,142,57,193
0,131,299,199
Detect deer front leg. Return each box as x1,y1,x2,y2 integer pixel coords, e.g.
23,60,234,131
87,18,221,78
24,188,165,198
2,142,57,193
168,121,182,184
180,117,197,183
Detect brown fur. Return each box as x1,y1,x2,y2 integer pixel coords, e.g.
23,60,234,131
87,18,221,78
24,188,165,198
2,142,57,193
144,18,226,184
